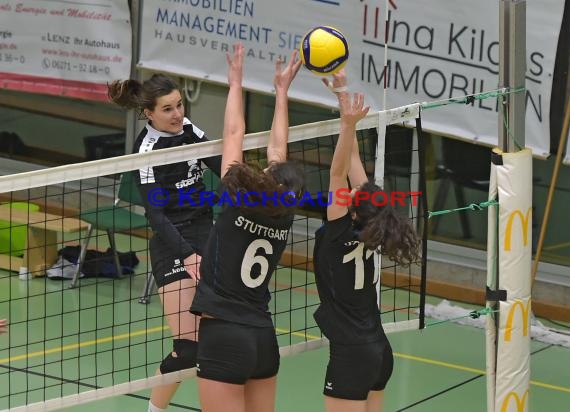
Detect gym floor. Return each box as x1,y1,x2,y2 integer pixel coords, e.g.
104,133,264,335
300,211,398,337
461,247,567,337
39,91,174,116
0,236,569,412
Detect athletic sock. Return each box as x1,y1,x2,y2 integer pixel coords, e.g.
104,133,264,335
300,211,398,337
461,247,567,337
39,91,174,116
148,401,166,412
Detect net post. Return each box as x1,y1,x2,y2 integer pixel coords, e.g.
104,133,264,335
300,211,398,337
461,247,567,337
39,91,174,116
498,0,526,152
489,3,529,411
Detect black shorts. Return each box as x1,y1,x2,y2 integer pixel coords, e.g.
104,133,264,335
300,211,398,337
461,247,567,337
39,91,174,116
149,217,212,288
323,339,393,400
196,318,280,384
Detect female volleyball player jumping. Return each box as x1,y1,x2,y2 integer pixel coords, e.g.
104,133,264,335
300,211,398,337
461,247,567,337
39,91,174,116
108,74,222,412
313,70,421,412
190,44,303,412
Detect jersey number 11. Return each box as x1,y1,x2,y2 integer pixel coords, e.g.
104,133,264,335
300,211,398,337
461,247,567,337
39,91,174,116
342,243,375,290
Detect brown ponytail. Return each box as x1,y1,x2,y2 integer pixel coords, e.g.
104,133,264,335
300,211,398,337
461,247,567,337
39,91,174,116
107,74,180,113
350,181,421,266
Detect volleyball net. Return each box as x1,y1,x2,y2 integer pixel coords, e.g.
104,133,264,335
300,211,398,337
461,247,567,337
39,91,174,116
0,108,428,411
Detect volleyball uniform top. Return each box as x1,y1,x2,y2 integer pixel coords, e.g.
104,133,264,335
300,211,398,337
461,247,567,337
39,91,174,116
313,213,384,344
134,118,221,258
191,200,293,328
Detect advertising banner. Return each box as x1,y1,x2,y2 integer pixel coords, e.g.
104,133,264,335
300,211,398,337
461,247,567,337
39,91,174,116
139,0,564,157
0,0,131,101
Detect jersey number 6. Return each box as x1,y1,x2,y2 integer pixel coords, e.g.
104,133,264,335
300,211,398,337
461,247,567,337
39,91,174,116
241,239,274,288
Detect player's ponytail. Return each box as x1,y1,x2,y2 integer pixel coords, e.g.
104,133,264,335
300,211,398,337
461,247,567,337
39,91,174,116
350,181,421,267
108,79,142,109
107,74,180,115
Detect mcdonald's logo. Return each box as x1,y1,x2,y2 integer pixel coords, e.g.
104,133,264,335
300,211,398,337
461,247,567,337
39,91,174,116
500,389,529,412
504,299,531,342
504,208,531,251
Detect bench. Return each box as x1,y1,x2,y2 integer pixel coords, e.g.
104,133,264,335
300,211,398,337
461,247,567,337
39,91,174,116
0,204,89,276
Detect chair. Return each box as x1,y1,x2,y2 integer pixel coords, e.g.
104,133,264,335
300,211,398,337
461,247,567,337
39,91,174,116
0,132,27,158
138,168,221,304
70,171,147,288
431,138,491,238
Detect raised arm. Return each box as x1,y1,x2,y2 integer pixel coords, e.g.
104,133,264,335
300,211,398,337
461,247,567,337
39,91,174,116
221,43,245,178
325,70,370,221
267,51,302,164
348,133,368,188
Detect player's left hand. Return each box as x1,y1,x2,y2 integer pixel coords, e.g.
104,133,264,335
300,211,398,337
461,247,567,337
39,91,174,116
274,50,302,93
184,253,202,281
226,43,244,89
339,92,369,124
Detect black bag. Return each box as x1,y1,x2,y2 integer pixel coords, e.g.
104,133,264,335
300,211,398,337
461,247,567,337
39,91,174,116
56,246,139,278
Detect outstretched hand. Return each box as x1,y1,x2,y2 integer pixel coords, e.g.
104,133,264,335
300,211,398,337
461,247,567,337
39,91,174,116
323,69,368,122
0,319,7,334
338,91,369,125
321,68,347,93
226,43,244,88
274,50,302,94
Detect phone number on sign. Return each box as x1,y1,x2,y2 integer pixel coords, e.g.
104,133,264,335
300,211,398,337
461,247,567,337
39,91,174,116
41,58,110,74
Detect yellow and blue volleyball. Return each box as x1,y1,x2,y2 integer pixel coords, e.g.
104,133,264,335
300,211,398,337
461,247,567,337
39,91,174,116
300,26,349,76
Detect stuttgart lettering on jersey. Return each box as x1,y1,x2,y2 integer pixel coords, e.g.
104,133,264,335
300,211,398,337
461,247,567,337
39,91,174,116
234,216,289,240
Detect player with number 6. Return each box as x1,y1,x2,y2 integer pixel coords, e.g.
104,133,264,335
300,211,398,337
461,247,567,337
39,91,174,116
190,44,303,412
312,69,421,412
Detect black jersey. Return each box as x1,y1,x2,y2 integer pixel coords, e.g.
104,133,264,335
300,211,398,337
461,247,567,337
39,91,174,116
134,118,221,258
313,213,383,344
191,204,293,327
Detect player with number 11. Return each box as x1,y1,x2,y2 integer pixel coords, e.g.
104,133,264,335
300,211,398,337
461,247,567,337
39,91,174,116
312,69,421,412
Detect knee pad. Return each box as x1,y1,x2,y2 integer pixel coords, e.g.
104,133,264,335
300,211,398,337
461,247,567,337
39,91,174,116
159,339,198,374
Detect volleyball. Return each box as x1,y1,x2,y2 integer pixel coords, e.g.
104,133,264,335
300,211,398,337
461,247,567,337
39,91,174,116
300,26,349,76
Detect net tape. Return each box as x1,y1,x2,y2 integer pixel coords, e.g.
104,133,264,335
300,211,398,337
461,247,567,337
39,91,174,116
0,104,420,194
